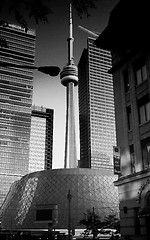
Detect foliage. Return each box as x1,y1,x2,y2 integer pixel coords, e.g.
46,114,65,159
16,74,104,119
79,211,120,236
79,209,103,236
0,0,97,28
102,214,120,232
72,0,97,18
0,0,52,29
0,0,98,47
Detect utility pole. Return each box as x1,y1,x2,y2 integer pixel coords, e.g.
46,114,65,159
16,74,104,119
92,207,95,240
67,189,72,240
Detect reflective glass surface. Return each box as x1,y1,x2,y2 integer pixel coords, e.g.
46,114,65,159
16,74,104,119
1,168,119,229
78,38,116,169
0,24,36,206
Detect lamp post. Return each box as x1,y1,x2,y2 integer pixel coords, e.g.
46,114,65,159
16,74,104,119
92,207,96,240
67,189,72,240
0,61,61,76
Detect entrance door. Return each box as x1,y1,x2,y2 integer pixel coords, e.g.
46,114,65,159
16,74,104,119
146,216,150,240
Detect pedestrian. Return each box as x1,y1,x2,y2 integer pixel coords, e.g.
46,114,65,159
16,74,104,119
110,233,115,240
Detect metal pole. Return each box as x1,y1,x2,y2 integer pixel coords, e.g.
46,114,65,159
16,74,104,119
67,189,72,240
92,207,95,240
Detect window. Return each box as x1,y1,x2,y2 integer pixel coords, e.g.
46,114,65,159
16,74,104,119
123,68,129,93
130,144,135,173
36,209,52,221
138,95,150,124
127,105,132,130
141,138,150,169
135,59,147,85
139,102,150,124
146,191,150,206
134,207,141,235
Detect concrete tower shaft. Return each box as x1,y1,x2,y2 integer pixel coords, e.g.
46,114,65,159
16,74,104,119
60,3,78,168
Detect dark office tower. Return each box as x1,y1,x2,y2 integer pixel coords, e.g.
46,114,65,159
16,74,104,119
0,23,36,206
29,105,54,172
78,37,116,169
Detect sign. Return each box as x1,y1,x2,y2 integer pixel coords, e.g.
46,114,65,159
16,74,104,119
0,22,35,36
113,146,121,175
35,204,58,224
9,23,35,35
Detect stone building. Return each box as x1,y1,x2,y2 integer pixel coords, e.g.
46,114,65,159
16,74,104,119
95,0,150,239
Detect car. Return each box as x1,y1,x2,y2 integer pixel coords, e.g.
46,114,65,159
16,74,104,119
77,229,121,240
79,229,93,238
97,229,121,240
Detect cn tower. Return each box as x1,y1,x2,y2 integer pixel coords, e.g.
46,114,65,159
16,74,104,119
60,4,78,168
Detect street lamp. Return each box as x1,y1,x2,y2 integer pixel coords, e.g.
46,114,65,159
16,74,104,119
67,189,72,240
0,61,61,77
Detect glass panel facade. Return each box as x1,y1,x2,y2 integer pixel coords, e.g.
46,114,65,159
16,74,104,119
29,116,46,172
29,106,54,172
0,23,36,206
78,38,116,169
1,168,119,229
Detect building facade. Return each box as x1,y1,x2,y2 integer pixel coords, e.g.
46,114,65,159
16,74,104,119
1,168,119,230
29,105,54,172
0,23,36,206
78,37,116,169
95,0,150,239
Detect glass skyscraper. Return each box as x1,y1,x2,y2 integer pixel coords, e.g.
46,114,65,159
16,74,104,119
29,105,54,172
0,23,36,206
78,37,116,169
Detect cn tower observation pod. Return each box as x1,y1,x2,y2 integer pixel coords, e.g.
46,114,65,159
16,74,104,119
60,64,78,87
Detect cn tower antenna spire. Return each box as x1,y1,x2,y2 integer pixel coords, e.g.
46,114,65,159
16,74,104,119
60,3,78,169
68,3,74,65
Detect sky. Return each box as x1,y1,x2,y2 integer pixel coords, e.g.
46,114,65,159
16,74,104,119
32,0,120,169
2,0,120,169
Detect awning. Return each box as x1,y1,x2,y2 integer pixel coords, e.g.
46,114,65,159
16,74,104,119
138,208,150,217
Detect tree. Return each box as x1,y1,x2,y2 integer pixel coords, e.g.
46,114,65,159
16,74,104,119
0,0,97,47
79,211,120,238
102,214,120,232
72,0,97,18
0,0,97,29
79,209,103,238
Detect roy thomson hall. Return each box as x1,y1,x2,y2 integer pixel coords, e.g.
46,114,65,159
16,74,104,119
95,0,150,240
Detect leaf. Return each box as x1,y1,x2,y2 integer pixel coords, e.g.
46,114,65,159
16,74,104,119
72,0,97,18
6,0,53,25
1,0,98,27
25,0,53,24
0,0,5,13
14,9,29,31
